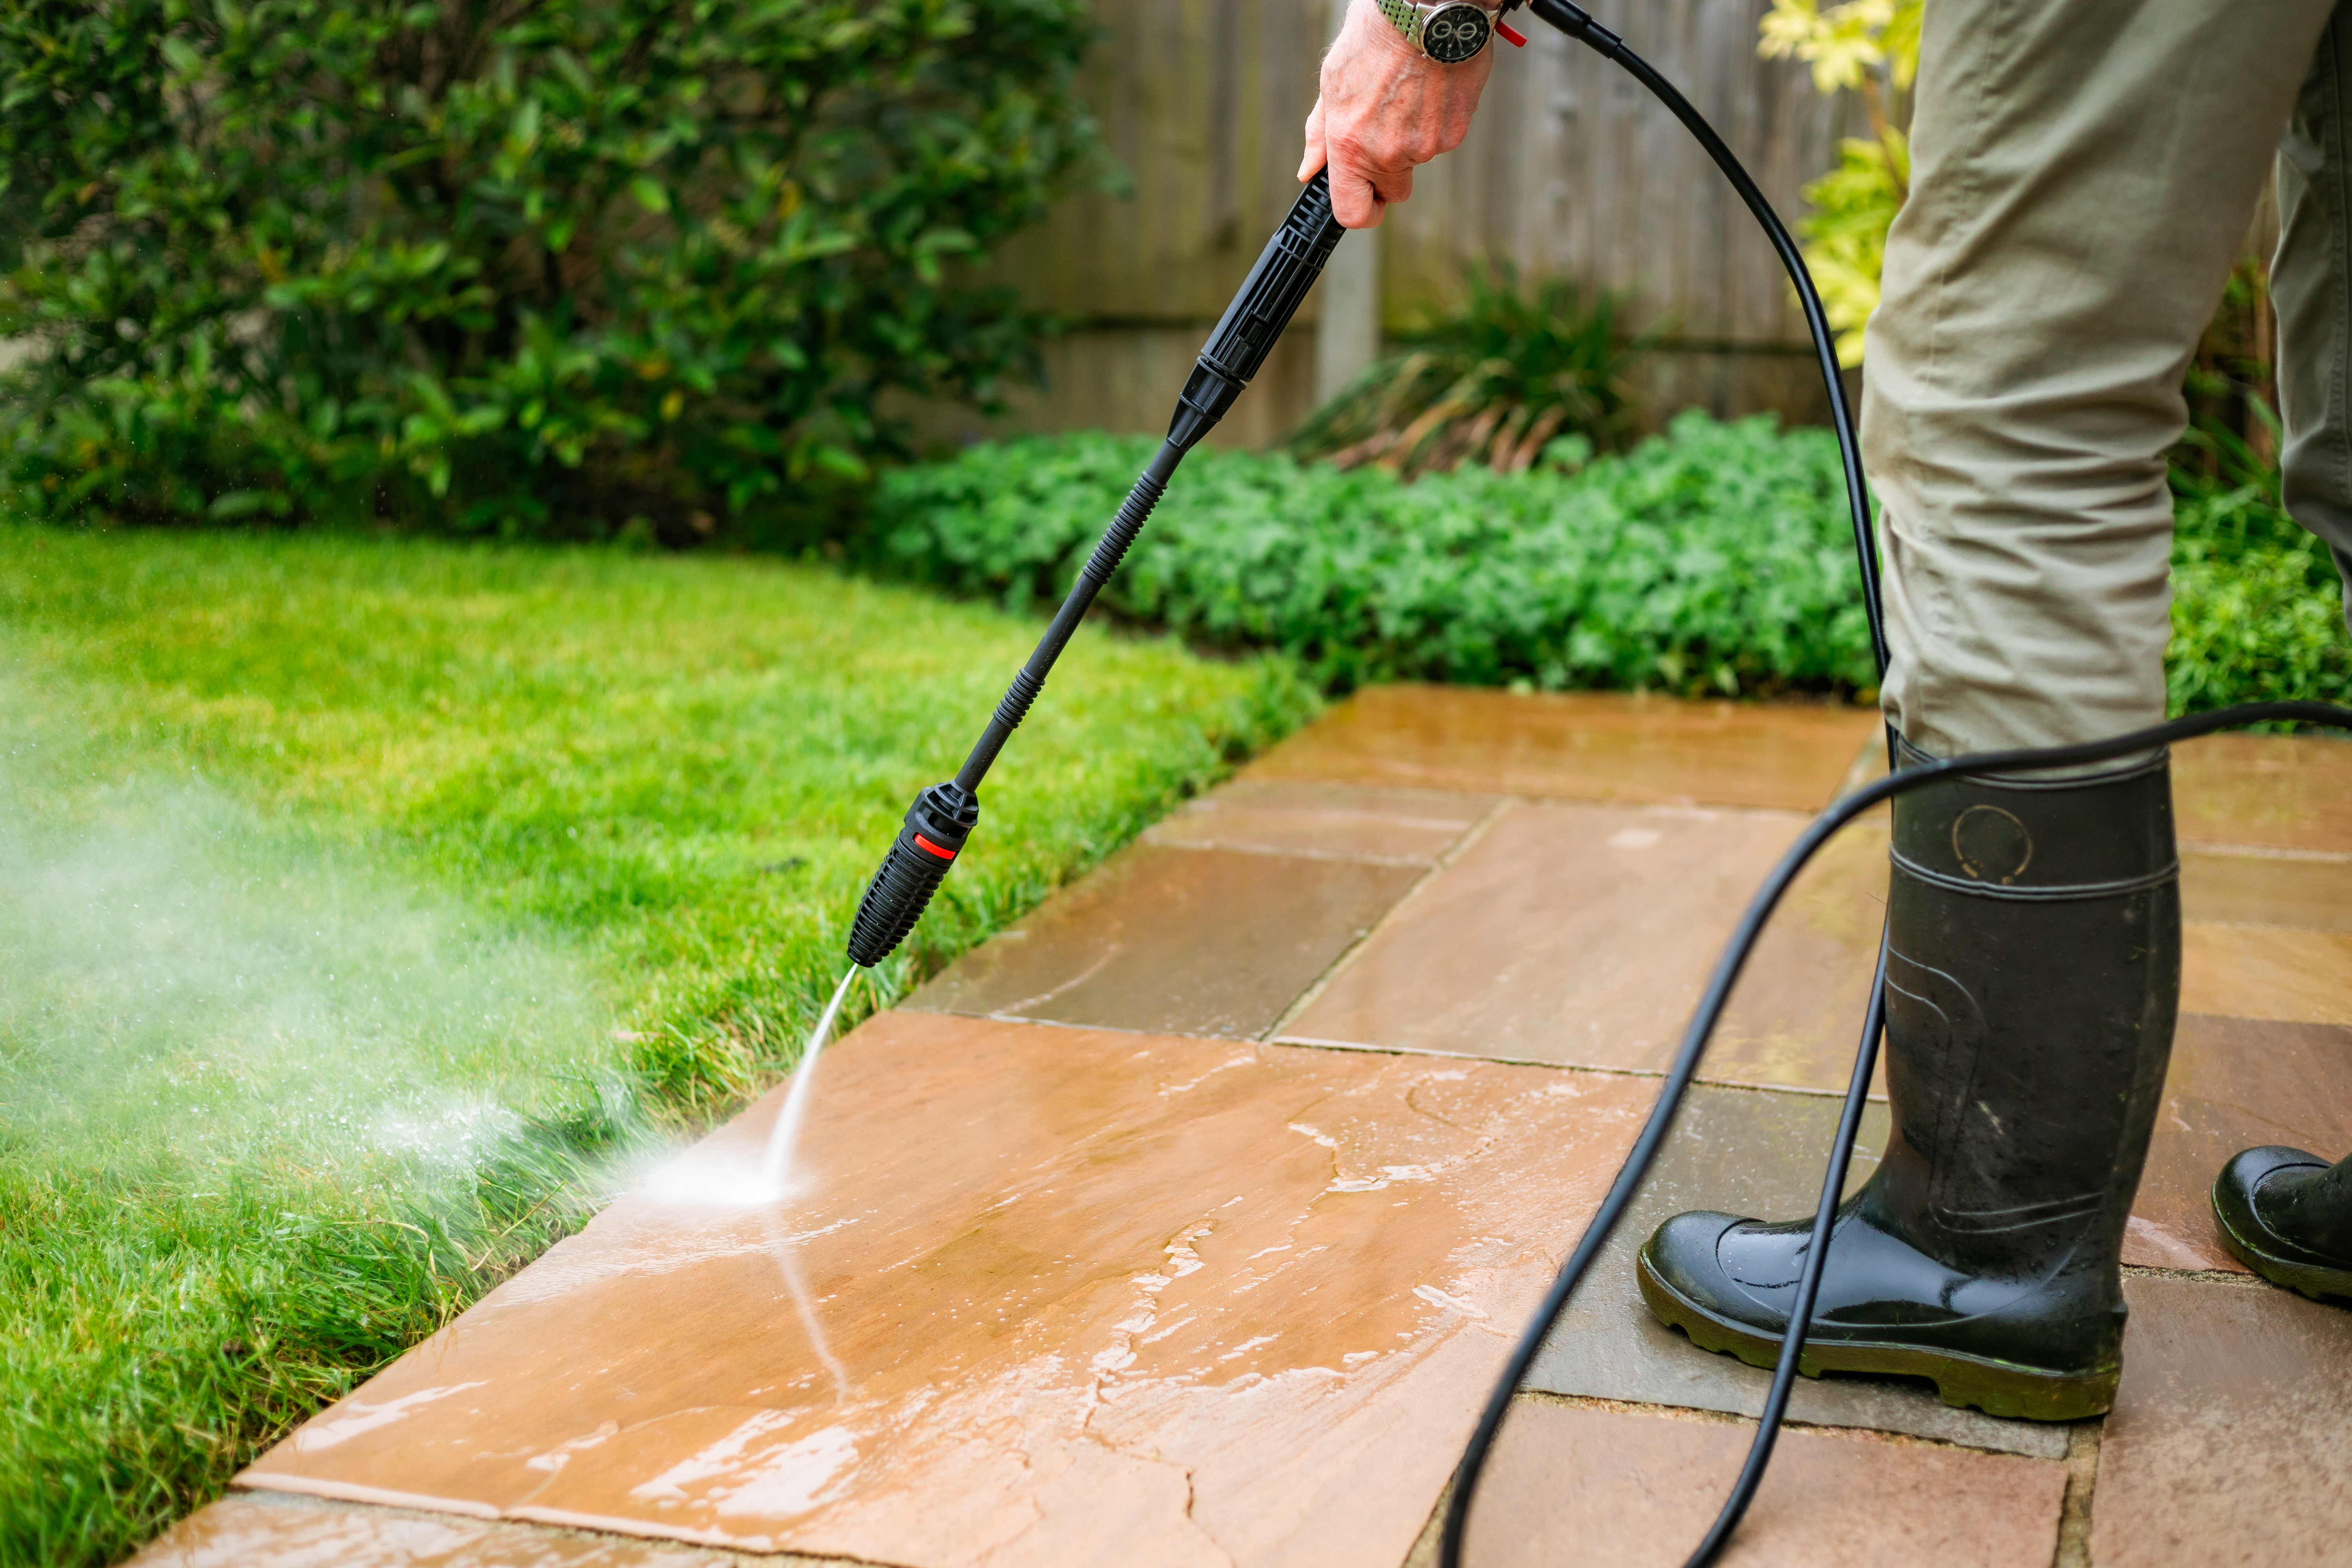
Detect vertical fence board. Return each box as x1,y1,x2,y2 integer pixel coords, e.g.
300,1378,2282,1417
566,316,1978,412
955,0,1864,446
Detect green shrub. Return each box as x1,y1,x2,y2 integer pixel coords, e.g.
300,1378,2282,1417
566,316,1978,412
871,412,2352,712
872,412,1881,697
2167,403,2352,716
0,0,1096,540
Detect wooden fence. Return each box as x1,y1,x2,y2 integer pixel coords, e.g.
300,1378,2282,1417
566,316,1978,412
912,0,1867,450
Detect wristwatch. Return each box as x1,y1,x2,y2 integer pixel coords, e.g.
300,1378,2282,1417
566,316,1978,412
1375,0,1505,63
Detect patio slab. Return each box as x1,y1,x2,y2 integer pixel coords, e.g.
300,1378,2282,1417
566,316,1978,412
2090,1273,2352,1568
2125,1014,2352,1272
1241,686,1880,813
1523,1082,2068,1459
1462,1397,2066,1568
906,844,1423,1039
237,1011,1656,1568
1277,799,1887,1094
194,688,2352,1567
130,1492,761,1567
1137,779,1498,864
2172,732,2352,853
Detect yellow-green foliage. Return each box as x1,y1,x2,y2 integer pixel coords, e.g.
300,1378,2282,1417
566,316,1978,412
1797,132,1908,366
1758,0,1920,364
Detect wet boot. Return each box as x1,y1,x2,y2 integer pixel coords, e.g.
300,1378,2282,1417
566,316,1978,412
1636,741,2181,1421
2212,1147,2352,1303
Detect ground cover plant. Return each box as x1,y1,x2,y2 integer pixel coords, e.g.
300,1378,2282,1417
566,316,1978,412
0,0,1097,541
868,412,2352,711
0,527,1310,1565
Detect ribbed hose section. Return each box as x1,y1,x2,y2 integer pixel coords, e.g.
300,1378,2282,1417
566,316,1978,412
992,667,1045,733
845,837,953,968
1081,470,1168,585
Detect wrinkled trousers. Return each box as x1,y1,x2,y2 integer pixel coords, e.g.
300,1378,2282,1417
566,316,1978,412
1866,0,2352,752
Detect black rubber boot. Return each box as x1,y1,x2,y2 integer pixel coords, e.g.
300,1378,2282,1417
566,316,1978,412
1637,740,2181,1421
2212,1147,2352,1303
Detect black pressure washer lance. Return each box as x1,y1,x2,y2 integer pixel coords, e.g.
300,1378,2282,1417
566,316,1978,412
839,2,2352,1562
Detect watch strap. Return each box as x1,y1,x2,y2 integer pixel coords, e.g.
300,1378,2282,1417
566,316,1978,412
1375,0,1422,48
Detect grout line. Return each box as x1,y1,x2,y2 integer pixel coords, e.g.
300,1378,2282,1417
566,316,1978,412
2120,1261,2271,1287
1399,1476,1455,1568
221,1488,871,1566
1136,835,1439,868
1257,794,1516,1042
1263,1029,1890,1102
1509,1388,2067,1460
2180,838,2352,864
2051,1416,2103,1568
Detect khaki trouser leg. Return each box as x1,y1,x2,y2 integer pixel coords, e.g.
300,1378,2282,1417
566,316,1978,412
1864,0,2333,754
2275,5,2352,621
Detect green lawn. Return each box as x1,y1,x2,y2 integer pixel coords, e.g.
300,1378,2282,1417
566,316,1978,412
0,527,1313,1566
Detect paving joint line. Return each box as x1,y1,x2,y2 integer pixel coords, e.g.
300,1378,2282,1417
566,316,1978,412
1514,1388,2083,1461
1258,792,1515,1043
2051,1415,2103,1568
221,1488,881,1567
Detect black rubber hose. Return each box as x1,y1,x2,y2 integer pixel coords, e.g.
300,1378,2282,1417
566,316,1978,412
1525,0,1887,677
1436,701,2352,1568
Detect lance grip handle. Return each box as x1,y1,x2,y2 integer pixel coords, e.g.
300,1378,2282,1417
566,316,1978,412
1167,170,1345,449
845,783,978,968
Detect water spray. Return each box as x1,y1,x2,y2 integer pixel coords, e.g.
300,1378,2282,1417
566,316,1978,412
819,4,2352,1561
760,964,862,1196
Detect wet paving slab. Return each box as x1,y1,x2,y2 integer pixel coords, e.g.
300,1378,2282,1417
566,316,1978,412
906,844,1425,1039
201,691,2352,1565
1137,779,1499,864
2125,1014,2352,1272
130,1492,778,1567
1241,686,1881,813
1523,1082,2070,1459
237,1011,1657,1568
2091,1273,2352,1568
1463,1396,2067,1568
2173,732,2352,854
1277,800,1889,1095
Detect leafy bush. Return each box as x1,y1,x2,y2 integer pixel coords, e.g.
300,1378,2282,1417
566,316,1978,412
0,0,1097,540
1285,265,1638,477
2168,399,2352,716
871,412,2352,711
872,412,1881,697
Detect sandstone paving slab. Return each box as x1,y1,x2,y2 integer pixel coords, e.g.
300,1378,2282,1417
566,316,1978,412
1523,1082,2067,1459
238,1011,1658,1568
2124,1015,2352,1272
2180,846,2352,931
2174,732,2352,853
907,843,1422,1038
1242,686,1881,813
1138,779,1497,864
2090,1273,2352,1567
2181,924,2352,1027
132,1492,775,1567
1280,800,1889,1095
1461,1397,2066,1568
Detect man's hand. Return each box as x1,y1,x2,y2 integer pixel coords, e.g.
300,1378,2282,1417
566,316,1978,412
1299,0,1496,229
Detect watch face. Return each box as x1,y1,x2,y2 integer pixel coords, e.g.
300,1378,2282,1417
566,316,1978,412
1423,3,1491,63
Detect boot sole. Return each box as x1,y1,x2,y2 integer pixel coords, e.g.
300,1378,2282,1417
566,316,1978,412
2211,1207,2352,1305
1636,1251,2118,1422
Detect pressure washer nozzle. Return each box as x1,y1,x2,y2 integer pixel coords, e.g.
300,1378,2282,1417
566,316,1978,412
846,782,980,967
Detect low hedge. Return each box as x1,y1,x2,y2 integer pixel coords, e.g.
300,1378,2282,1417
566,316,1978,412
871,413,1880,698
867,411,2352,713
